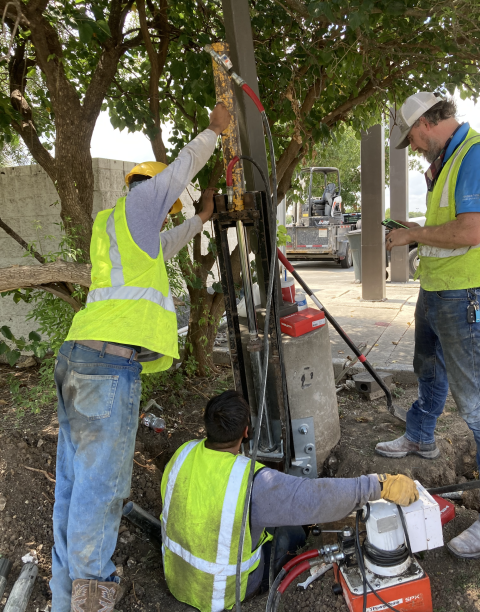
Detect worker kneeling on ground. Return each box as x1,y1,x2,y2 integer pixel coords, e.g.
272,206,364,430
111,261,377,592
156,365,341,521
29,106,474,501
161,390,418,612
49,103,231,612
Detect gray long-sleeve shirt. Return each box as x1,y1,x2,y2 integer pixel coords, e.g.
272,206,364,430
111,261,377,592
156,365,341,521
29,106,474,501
246,469,381,595
125,129,217,258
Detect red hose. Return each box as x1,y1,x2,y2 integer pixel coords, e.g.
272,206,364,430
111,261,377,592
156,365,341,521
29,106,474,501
282,549,319,573
277,560,311,594
226,156,240,187
241,83,265,113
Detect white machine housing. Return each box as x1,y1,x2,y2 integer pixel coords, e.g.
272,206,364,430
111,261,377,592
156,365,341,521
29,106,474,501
364,482,443,577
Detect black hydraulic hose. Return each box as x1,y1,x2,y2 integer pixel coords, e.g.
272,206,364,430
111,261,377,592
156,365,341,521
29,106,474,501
234,150,278,612
427,480,480,495
276,249,396,412
265,568,286,612
268,528,278,589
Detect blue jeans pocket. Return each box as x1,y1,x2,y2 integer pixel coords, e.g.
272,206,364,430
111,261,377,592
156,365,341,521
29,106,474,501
72,371,119,420
435,289,469,301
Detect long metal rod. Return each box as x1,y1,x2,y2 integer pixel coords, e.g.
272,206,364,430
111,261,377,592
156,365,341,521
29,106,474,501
277,248,401,417
236,220,275,450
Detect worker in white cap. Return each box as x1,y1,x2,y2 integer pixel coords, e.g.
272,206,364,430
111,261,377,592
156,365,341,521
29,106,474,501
375,92,480,559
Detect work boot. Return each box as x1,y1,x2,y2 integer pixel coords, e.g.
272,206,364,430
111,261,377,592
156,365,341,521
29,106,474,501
71,579,119,612
375,435,439,459
447,518,480,559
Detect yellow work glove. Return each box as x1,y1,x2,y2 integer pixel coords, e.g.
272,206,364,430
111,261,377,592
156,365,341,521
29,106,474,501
378,473,419,506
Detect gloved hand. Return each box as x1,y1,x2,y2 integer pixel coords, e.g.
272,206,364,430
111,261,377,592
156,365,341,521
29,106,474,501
378,473,419,506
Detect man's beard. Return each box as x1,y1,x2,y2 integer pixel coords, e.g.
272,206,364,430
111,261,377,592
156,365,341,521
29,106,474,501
419,137,443,163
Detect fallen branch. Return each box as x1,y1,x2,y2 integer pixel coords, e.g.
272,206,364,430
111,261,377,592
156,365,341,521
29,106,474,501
23,465,56,483
0,261,184,309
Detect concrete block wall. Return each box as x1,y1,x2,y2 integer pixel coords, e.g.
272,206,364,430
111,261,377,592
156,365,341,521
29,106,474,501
0,159,231,340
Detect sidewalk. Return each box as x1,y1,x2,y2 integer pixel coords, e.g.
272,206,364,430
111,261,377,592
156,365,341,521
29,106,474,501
294,261,419,382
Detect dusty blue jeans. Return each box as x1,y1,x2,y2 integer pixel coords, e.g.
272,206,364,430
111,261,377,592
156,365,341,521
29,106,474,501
50,341,142,611
406,288,480,469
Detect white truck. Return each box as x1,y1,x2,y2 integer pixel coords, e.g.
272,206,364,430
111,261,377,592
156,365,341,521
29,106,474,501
286,167,359,267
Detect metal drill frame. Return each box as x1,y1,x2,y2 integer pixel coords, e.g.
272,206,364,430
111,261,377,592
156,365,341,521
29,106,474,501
213,191,292,466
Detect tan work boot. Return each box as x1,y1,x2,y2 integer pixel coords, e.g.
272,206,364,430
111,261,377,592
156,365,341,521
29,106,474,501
447,518,480,559
375,435,439,459
71,579,119,612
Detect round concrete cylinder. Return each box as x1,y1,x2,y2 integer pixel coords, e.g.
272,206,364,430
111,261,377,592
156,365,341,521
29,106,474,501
282,321,340,472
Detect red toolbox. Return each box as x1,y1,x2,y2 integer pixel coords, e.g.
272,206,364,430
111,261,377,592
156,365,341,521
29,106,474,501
432,495,456,526
280,307,325,337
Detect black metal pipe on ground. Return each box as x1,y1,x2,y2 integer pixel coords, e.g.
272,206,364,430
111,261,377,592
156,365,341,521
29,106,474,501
427,480,480,495
3,563,37,612
0,558,12,602
122,501,163,550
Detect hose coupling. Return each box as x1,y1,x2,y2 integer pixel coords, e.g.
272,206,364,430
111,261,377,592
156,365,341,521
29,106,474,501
204,45,246,86
226,186,234,209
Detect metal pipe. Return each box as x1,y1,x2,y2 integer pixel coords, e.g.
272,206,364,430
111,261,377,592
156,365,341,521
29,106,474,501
122,501,163,550
3,563,37,612
0,558,12,603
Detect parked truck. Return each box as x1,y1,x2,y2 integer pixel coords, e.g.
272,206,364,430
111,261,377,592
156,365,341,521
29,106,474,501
286,167,359,267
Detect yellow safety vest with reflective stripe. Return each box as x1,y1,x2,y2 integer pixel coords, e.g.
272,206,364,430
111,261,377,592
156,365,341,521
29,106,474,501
160,440,272,612
66,196,178,372
416,128,480,291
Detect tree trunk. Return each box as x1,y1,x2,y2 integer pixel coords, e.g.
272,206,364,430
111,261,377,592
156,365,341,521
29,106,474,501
184,287,225,376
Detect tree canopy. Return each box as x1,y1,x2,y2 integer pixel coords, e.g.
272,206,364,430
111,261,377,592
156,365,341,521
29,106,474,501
1,0,480,371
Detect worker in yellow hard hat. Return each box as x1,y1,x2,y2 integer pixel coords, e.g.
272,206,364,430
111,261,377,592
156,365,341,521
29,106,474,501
51,103,231,612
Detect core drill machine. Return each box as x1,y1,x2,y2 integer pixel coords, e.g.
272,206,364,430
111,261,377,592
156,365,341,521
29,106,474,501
204,44,442,612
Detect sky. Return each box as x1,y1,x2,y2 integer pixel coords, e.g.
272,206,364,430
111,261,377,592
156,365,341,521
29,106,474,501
90,93,479,215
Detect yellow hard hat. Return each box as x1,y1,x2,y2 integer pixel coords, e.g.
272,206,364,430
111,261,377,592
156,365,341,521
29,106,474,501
125,161,183,214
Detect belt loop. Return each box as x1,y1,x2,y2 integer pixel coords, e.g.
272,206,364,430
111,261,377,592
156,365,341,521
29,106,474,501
129,349,136,364
99,342,107,358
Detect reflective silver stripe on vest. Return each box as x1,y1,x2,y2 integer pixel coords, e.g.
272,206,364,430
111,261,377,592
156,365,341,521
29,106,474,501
162,447,259,612
212,455,250,611
162,533,261,573
106,210,124,285
419,244,480,258
86,285,176,312
163,440,200,524
421,136,480,258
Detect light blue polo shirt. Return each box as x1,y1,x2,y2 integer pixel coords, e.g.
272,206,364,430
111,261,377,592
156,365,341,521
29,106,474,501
443,122,480,214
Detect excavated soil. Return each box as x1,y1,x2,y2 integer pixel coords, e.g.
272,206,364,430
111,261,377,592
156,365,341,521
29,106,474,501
0,363,479,612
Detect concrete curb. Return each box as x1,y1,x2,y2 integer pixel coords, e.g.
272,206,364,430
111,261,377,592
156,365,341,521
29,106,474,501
211,347,417,384
332,358,416,384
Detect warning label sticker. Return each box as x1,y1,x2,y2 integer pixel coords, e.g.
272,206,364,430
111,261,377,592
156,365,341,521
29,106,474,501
366,601,403,612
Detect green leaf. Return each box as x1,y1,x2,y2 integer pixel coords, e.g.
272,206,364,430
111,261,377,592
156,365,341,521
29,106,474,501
212,282,223,294
33,345,46,359
0,342,8,355
0,325,13,340
95,20,111,37
78,22,94,44
29,331,42,342
6,350,21,367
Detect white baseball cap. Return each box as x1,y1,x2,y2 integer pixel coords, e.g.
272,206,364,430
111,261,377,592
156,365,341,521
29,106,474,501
393,92,442,149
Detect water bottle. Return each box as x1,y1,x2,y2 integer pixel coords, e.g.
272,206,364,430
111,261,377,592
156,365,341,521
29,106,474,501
141,413,166,433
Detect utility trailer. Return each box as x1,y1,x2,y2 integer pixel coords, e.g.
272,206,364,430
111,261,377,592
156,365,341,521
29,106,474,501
286,167,360,267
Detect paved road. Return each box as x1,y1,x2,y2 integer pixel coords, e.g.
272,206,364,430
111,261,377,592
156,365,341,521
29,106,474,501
290,260,419,376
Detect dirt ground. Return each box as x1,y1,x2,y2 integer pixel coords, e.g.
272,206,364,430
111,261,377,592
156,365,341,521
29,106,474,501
1,363,480,612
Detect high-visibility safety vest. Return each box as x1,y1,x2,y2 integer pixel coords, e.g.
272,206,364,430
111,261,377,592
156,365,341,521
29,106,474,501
416,128,480,291
66,197,178,373
160,440,272,612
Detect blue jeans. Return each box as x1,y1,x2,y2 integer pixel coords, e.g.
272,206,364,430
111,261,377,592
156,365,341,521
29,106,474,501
406,288,480,469
50,341,142,611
